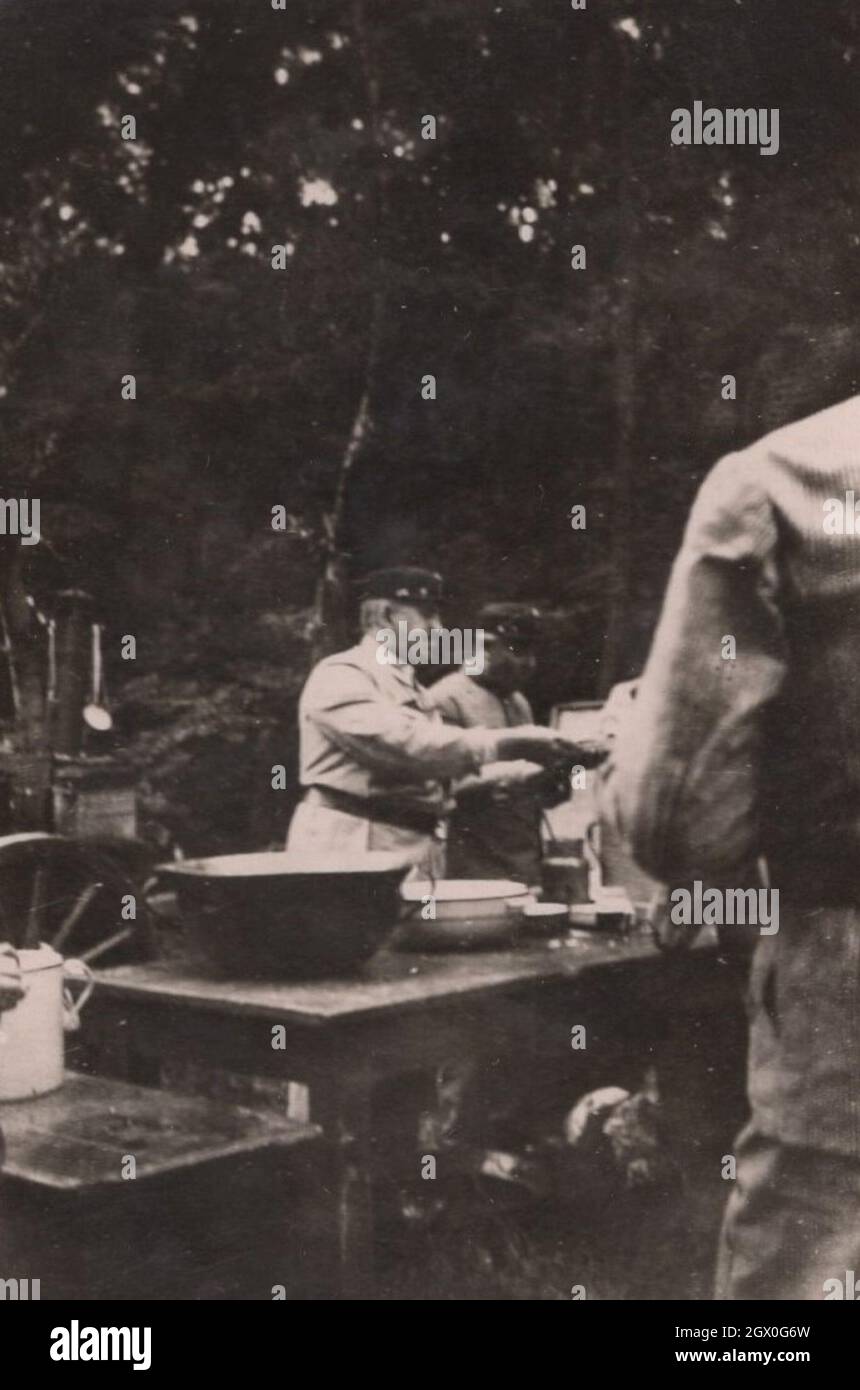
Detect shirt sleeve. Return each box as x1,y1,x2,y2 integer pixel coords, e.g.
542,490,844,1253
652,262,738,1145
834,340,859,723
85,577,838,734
304,662,499,778
428,683,466,727
511,692,535,724
599,451,787,883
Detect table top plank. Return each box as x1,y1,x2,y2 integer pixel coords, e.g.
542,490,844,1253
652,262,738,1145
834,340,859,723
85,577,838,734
94,933,662,1025
0,1072,320,1190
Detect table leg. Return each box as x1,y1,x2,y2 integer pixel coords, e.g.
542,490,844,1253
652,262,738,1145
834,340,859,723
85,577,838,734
80,1000,160,1087
311,1060,375,1300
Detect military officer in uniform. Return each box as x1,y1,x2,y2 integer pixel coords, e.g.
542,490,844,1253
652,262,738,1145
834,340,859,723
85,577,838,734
287,569,578,874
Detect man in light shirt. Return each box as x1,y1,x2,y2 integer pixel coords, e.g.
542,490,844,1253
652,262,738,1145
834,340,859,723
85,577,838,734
602,360,860,1299
287,568,580,874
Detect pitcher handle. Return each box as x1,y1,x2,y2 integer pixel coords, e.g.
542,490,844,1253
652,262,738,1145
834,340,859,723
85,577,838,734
62,958,95,1033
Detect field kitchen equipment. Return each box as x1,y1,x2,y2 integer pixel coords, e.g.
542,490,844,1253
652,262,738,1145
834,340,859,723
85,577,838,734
48,591,136,842
0,944,94,1101
0,588,135,840
569,887,636,933
150,851,412,978
398,878,530,951
548,697,658,914
0,585,153,971
51,755,137,841
520,901,569,936
0,832,157,965
81,622,113,733
541,854,590,905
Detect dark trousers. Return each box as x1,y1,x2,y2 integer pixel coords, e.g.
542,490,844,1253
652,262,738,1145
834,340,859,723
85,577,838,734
716,1122,860,1300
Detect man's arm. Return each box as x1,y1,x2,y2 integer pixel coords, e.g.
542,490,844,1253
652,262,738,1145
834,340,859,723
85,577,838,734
305,661,574,779
429,683,545,797
601,451,787,883
426,681,468,728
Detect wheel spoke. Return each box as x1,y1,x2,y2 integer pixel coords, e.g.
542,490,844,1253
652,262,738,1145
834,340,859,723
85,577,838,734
0,833,154,967
0,893,18,949
52,881,103,952
23,864,48,949
79,925,135,965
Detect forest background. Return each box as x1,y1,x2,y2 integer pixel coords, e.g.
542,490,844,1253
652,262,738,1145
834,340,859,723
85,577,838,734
1,0,857,853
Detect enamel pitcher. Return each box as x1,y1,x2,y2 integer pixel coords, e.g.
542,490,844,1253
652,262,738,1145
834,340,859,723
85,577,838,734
0,945,94,1101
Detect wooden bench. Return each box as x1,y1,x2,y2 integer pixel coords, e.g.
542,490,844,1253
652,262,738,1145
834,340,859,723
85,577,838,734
0,1072,322,1299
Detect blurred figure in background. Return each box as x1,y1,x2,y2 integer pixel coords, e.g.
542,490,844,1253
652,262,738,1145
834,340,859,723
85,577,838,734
431,604,568,884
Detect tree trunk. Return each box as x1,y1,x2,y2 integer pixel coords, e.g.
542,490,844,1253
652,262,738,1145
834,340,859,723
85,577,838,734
0,542,46,751
307,383,374,664
306,0,387,665
0,541,53,829
599,31,639,697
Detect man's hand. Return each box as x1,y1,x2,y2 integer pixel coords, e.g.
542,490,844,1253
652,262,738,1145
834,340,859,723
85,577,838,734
567,738,609,770
0,944,24,1013
455,760,542,807
482,759,545,789
497,726,606,769
470,759,546,805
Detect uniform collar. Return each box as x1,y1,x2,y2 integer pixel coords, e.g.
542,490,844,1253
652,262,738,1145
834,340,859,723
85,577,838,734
359,630,418,688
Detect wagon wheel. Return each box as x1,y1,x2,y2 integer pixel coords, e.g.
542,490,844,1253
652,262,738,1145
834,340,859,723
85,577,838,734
0,832,158,966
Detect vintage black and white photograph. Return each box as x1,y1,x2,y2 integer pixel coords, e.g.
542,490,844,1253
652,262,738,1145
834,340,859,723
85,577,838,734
0,0,858,1339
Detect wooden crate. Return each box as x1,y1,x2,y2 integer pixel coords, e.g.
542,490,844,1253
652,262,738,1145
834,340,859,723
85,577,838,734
52,758,138,840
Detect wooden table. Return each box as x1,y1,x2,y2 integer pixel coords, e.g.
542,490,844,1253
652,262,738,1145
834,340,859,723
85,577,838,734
0,1072,318,1192
0,1072,321,1300
83,931,730,1298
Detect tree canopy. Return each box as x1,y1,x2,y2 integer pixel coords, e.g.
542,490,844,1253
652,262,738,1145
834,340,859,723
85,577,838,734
1,0,857,850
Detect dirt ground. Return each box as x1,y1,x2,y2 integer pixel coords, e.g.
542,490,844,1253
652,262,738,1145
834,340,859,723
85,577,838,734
377,974,750,1301
377,1155,730,1300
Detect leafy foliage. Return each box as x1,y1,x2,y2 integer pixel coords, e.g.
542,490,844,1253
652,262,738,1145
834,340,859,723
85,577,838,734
1,0,857,848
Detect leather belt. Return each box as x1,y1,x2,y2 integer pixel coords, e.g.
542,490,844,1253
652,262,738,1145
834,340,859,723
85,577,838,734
308,785,445,838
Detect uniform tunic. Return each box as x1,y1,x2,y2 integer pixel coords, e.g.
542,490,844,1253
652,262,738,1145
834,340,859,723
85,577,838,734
287,633,499,873
430,670,543,883
601,394,860,1298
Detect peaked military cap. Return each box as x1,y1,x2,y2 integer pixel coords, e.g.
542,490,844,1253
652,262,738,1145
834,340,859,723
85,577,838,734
476,602,541,645
358,567,444,605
